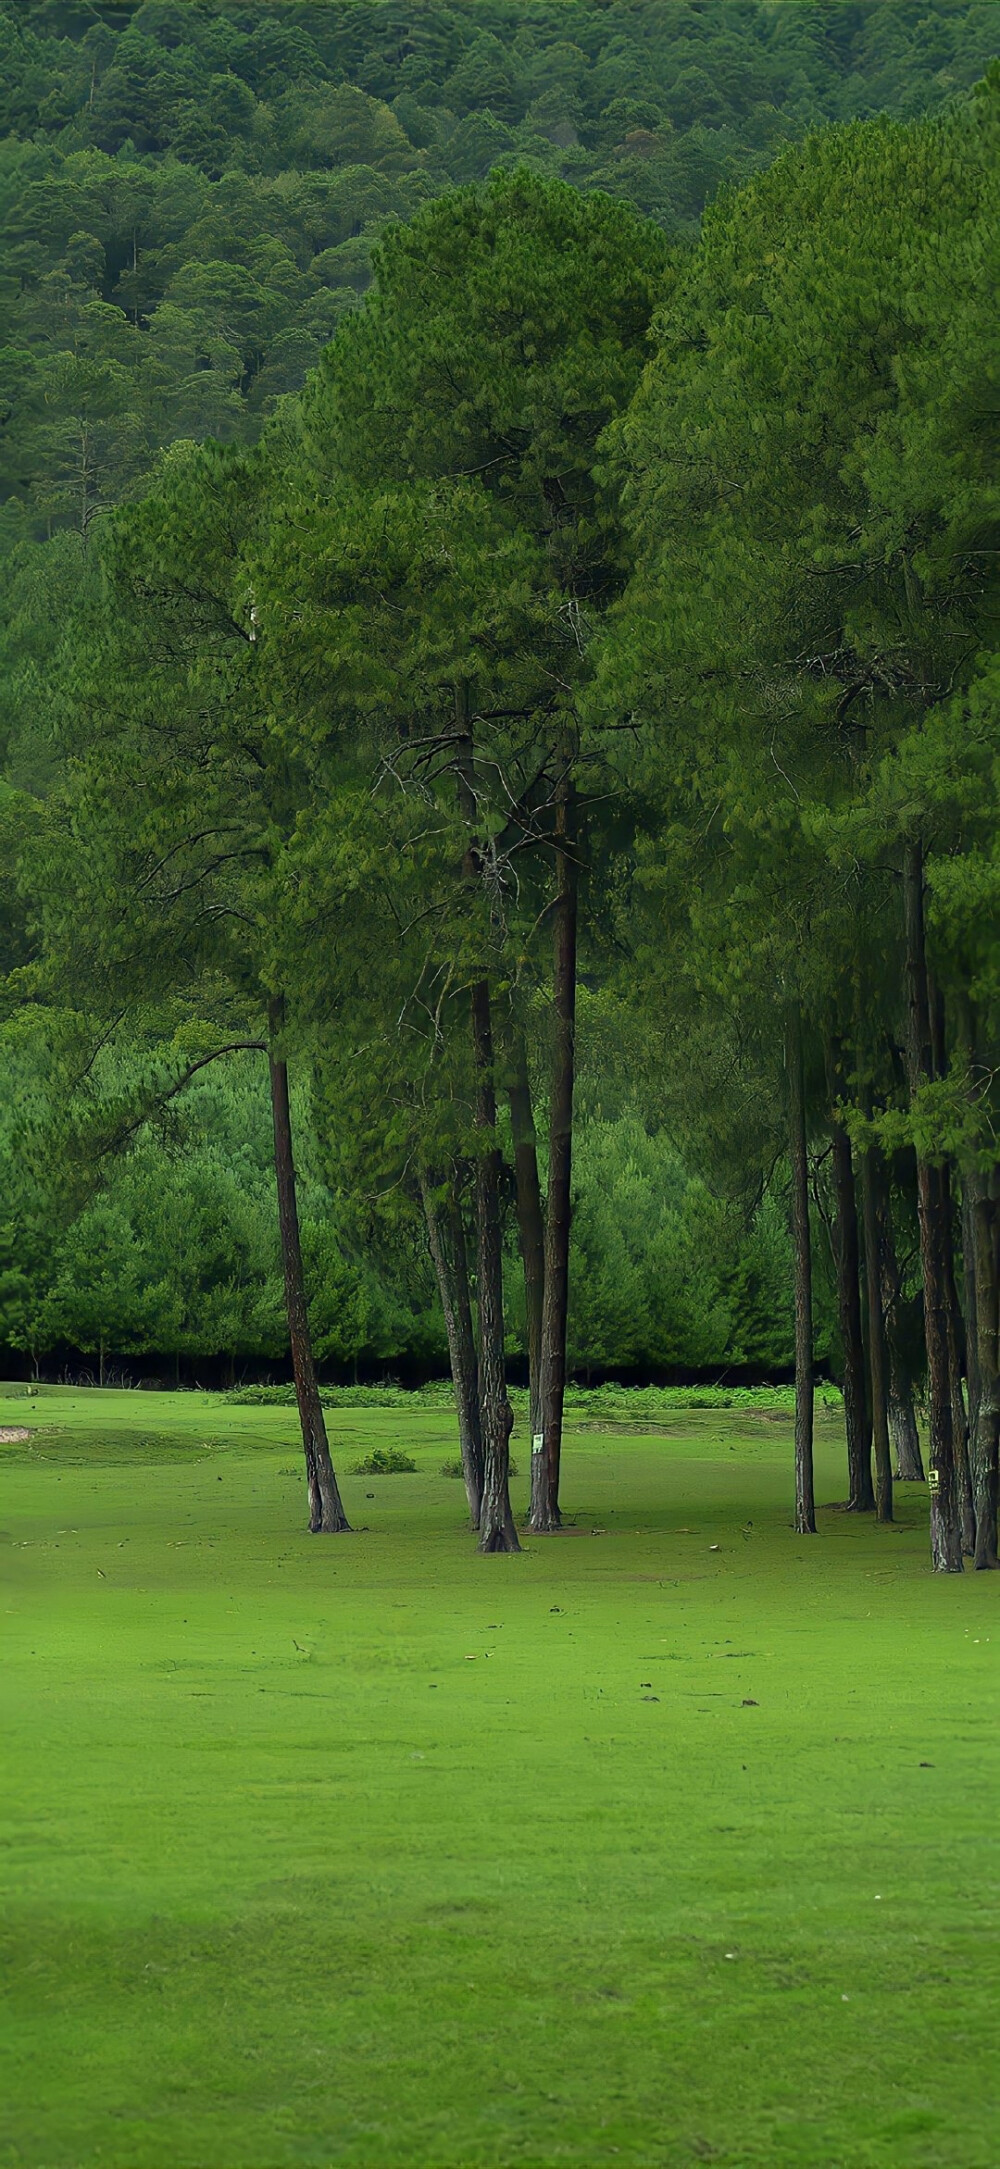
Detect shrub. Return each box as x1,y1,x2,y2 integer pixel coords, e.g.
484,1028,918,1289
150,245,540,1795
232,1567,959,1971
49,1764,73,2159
351,1446,417,1474
224,1383,455,1409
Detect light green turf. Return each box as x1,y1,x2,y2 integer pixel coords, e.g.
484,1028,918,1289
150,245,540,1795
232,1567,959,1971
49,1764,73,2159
1,1385,997,2169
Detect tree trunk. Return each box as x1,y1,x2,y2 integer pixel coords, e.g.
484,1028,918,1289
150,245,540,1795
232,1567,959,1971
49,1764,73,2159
827,1049,874,1510
969,1173,1000,1569
860,1143,893,1523
932,983,974,1550
471,983,519,1553
534,768,578,1533
941,1163,975,1553
268,998,349,1534
447,1187,484,1517
420,1169,484,1528
874,1160,924,1479
919,1158,965,1573
786,1002,816,1534
962,1180,981,1443
902,841,962,1570
888,1374,924,1482
452,684,517,1554
507,1031,545,1446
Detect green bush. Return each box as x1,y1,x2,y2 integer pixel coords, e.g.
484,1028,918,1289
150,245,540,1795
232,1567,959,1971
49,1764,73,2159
224,1383,455,1408
352,1447,417,1474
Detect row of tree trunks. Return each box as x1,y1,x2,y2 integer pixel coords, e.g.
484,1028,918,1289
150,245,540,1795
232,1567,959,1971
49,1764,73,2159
426,817,990,1578
431,982,571,1548
420,1171,484,1527
273,845,981,1581
268,996,350,1534
424,698,578,1550
829,1037,927,1517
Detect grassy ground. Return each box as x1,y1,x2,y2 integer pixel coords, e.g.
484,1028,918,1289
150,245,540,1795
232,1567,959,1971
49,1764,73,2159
1,1384,997,2169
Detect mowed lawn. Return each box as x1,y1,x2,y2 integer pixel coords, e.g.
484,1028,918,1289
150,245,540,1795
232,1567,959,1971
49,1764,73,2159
1,1387,997,2169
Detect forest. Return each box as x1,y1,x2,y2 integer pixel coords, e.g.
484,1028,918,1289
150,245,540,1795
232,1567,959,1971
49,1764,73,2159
2,0,1000,1571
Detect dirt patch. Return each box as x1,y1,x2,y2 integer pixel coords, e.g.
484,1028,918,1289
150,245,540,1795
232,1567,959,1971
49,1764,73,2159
576,1421,690,1437
0,1426,31,1443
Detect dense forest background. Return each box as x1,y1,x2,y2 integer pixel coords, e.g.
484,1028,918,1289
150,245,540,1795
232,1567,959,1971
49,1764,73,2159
1,0,992,1383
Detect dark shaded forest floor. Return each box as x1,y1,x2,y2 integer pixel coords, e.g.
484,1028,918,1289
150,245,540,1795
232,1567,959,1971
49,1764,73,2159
1,1387,997,2167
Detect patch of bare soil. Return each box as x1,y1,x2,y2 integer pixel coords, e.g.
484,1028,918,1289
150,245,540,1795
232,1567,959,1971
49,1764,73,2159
576,1421,689,1436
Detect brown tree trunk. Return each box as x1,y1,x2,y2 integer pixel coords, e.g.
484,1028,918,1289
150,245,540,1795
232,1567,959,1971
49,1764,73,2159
874,1160,924,1479
452,685,517,1554
956,996,998,1565
941,1163,975,1553
962,1180,981,1442
268,999,349,1534
447,1187,484,1515
786,1002,816,1534
860,1143,893,1523
507,1031,545,1444
969,1170,1000,1569
920,1158,964,1572
902,841,962,1570
933,987,974,1550
533,769,578,1533
827,1049,874,1510
420,1169,484,1528
888,1373,924,1482
471,983,519,1553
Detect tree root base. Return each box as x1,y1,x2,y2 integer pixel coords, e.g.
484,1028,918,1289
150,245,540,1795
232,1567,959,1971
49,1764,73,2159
478,1527,521,1554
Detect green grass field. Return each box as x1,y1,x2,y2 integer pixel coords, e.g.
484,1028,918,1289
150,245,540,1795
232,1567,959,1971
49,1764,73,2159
2,1384,997,2169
